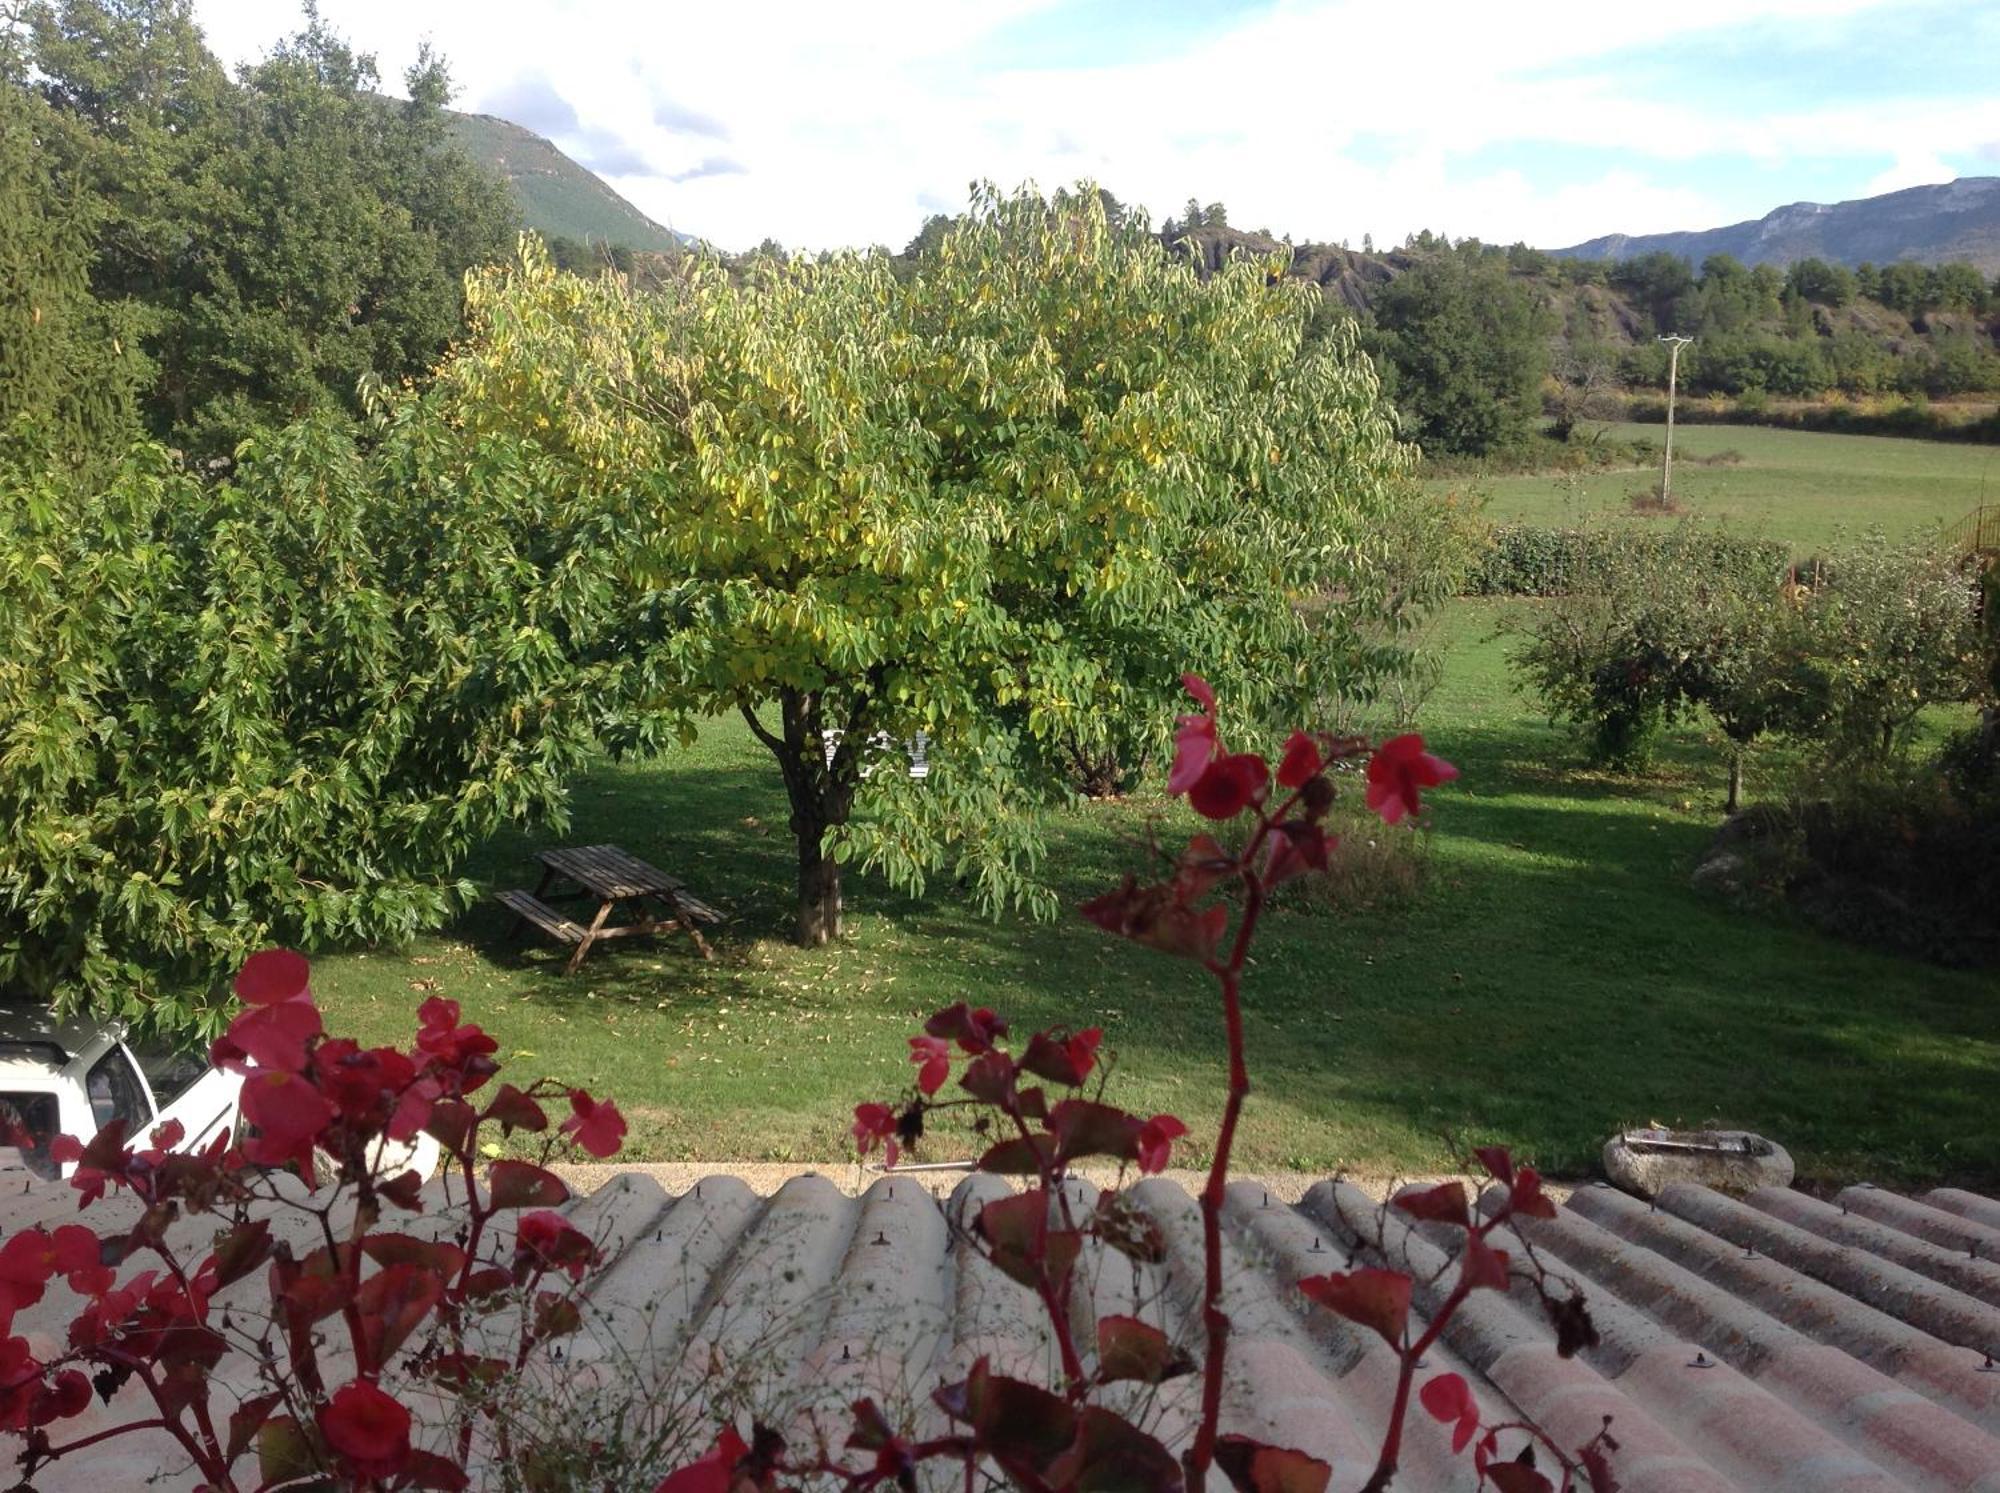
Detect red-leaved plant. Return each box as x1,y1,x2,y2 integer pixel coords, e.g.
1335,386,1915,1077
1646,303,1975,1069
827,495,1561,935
0,948,626,1489
826,677,1612,1493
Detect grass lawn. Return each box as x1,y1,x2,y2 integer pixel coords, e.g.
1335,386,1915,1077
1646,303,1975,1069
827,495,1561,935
1457,421,2000,545
311,599,2000,1190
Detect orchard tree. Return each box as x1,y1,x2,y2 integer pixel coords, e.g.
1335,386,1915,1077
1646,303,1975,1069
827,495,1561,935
440,186,1434,944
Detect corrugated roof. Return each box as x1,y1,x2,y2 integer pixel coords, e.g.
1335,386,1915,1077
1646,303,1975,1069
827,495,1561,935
7,1170,2000,1491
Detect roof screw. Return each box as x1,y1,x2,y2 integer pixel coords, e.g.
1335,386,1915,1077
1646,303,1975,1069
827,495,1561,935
1743,1244,1757,1260
1688,1351,1713,1369
872,1230,888,1246
694,1182,701,1199
842,1344,851,1362
552,1344,564,1362
1262,1191,1270,1208
1309,1236,1324,1253
886,1185,893,1201
1979,1353,1997,1375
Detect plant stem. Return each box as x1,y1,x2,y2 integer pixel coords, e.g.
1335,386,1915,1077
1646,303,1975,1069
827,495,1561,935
1185,873,1264,1490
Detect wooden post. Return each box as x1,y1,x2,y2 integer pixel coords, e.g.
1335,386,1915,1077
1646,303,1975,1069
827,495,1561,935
1658,334,1692,506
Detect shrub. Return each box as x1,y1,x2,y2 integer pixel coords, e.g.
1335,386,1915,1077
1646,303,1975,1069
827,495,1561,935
1468,524,1786,598
0,949,628,1488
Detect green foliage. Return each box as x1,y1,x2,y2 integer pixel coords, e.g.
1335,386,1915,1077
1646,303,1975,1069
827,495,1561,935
0,66,144,458
1468,524,1786,598
438,186,1437,942
20,1,514,457
1506,526,1979,783
1369,248,1551,456
0,408,663,1032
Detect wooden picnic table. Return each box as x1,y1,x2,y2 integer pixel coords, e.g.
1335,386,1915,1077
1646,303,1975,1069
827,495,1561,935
494,844,722,974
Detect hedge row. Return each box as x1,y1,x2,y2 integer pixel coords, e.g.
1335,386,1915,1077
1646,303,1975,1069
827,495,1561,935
1613,396,2000,445
1467,524,1793,597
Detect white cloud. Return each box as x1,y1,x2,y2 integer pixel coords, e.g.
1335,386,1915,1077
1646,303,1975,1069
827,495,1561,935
188,0,1982,251
1864,149,1961,196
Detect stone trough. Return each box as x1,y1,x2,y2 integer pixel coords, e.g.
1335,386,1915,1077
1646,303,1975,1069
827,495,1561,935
1602,1126,1795,1198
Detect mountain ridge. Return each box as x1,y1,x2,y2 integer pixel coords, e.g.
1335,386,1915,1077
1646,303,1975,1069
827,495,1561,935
440,109,690,254
1552,177,2000,274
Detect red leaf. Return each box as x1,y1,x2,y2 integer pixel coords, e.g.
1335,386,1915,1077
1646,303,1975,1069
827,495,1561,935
360,1233,467,1279
924,1003,1007,1053
234,949,311,1006
1297,1268,1411,1347
1461,1234,1512,1293
1174,834,1236,900
487,1160,569,1210
353,1263,443,1366
1215,1438,1331,1493
1394,1181,1470,1229
1045,1406,1184,1493
318,1380,412,1481
1488,1464,1554,1493
1096,1315,1193,1383
934,1359,1077,1478
1418,1371,1481,1454
909,1036,951,1095
1136,1114,1187,1175
978,1190,1080,1289
1474,1146,1515,1186
482,1084,549,1136
1579,1440,1623,1493
1020,1028,1101,1088
654,1425,750,1493
1510,1166,1557,1221
1276,731,1324,789
1049,1099,1143,1165
215,1000,322,1076
1080,877,1227,962
1181,673,1215,712
975,1134,1055,1175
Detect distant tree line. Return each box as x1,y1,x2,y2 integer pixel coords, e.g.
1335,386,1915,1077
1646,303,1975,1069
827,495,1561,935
2,0,514,464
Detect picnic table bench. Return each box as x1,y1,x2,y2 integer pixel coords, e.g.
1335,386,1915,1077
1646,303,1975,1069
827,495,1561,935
495,844,722,974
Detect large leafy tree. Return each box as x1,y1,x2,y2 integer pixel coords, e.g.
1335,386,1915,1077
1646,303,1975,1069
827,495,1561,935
0,35,144,456
1368,247,1550,456
0,406,671,1030
440,187,1438,944
19,0,513,457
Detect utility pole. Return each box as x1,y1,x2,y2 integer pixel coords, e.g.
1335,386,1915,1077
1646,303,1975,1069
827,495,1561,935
1658,335,1693,505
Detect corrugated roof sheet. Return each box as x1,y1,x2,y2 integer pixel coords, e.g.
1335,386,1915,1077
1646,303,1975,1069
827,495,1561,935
7,1170,2000,1491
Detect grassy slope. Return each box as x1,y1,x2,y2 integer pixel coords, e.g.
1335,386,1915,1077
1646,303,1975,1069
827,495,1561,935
443,112,687,253
311,599,2000,1188
1457,422,2000,546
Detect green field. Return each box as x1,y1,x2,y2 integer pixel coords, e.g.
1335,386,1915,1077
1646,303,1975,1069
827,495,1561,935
311,589,2000,1188
1456,421,1999,545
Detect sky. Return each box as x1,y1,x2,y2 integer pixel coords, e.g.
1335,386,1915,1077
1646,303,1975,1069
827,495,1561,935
188,0,2000,254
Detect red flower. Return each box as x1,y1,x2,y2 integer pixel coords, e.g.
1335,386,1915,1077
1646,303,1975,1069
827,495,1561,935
414,997,499,1092
233,948,311,1006
1187,753,1268,821
1276,730,1323,789
1364,734,1458,826
851,1103,899,1167
560,1091,626,1159
908,1035,951,1095
1167,674,1219,795
318,1379,412,1479
1135,1114,1188,1175
655,1425,750,1493
211,998,322,1076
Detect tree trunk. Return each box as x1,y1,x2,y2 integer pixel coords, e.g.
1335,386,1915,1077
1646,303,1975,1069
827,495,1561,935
1726,750,1743,814
740,686,865,949
793,806,842,946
